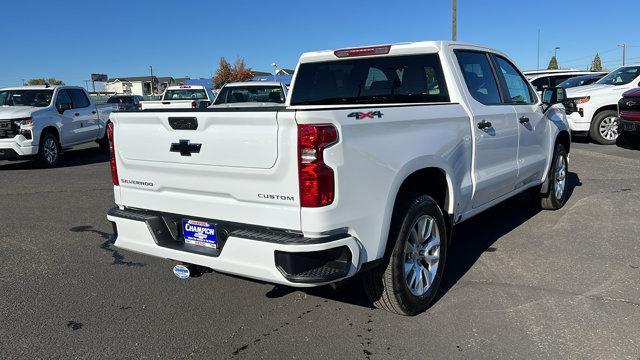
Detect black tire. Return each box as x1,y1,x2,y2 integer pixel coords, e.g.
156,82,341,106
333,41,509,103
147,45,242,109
97,124,110,153
540,143,568,210
589,110,619,145
618,131,640,147
36,132,61,168
362,194,447,316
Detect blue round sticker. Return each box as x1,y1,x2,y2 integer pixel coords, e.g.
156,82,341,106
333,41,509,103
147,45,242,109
173,264,190,279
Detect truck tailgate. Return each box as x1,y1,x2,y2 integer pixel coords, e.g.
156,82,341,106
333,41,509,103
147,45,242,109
110,109,301,230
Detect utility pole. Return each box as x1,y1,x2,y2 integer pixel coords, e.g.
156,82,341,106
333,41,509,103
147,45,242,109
618,44,626,66
84,80,90,92
21,78,26,86
537,29,540,71
149,65,154,95
451,0,457,41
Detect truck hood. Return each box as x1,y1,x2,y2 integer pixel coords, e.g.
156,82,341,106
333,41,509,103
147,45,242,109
0,106,39,120
565,84,613,98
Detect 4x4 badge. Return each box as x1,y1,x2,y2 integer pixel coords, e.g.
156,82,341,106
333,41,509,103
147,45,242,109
348,111,383,120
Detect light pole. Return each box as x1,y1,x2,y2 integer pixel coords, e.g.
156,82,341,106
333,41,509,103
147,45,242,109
452,0,457,41
149,65,154,95
618,44,626,66
554,47,560,59
272,62,278,82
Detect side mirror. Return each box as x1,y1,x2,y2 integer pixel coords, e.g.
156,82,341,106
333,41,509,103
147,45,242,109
542,87,566,106
57,102,72,114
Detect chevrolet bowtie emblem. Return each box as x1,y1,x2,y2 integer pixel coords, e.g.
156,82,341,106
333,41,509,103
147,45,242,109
626,100,636,107
170,140,202,156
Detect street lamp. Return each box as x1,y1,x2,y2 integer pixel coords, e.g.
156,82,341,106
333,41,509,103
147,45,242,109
554,47,560,59
618,44,626,66
272,62,278,82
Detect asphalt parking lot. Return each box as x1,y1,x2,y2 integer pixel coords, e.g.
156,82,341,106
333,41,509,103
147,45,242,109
1,140,639,359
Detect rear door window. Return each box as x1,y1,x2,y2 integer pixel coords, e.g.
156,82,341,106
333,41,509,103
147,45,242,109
290,54,449,105
68,89,90,108
455,51,502,105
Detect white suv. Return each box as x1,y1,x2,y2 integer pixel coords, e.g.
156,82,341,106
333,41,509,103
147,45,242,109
565,65,640,144
106,41,571,315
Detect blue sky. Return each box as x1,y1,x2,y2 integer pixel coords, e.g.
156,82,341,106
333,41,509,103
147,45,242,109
1,0,639,88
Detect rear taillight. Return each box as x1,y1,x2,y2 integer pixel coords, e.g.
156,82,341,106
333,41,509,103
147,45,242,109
106,122,119,186
136,102,142,110
298,124,338,207
191,101,197,109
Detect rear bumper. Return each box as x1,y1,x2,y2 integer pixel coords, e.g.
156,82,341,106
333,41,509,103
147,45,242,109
107,207,362,287
0,137,38,160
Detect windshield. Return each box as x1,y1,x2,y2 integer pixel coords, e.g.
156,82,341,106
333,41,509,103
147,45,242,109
163,89,207,100
289,54,449,105
558,75,600,88
596,66,640,86
214,85,284,104
0,89,54,107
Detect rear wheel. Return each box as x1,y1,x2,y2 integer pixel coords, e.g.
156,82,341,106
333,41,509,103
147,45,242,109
589,110,619,145
363,195,447,316
98,122,110,153
540,143,568,210
36,132,61,168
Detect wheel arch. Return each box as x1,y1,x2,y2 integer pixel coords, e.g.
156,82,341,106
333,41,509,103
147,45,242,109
40,125,60,142
378,162,456,259
593,104,618,119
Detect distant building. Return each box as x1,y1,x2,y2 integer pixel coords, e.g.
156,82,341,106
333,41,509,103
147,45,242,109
105,76,191,96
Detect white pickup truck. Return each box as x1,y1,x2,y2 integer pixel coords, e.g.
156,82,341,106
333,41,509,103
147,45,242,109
0,85,115,167
564,64,640,144
139,85,215,110
106,41,571,315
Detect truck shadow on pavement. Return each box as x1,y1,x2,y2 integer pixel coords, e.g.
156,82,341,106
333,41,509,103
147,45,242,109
0,145,107,170
289,172,582,310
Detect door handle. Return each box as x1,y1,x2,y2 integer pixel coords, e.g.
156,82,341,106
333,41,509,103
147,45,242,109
519,116,530,124
74,113,80,116
92,111,97,114
477,120,492,129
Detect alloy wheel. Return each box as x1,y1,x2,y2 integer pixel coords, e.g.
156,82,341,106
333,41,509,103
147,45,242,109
403,215,440,297
599,116,619,141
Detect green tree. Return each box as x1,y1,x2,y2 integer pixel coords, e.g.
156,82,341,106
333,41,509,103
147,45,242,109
213,57,233,88
26,77,65,85
547,56,558,70
590,53,603,72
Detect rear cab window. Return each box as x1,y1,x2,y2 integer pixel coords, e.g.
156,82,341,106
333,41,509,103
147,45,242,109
214,85,285,104
290,54,449,105
164,88,208,100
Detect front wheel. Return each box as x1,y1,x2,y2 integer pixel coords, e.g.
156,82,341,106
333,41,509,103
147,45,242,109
362,195,447,316
36,132,61,168
540,143,568,210
590,110,619,145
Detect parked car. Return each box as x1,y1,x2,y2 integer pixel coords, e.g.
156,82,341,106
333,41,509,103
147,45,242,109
139,85,215,110
211,82,287,107
106,41,571,316
557,73,606,89
0,85,116,167
565,64,640,144
618,88,640,142
527,71,604,95
107,95,144,111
